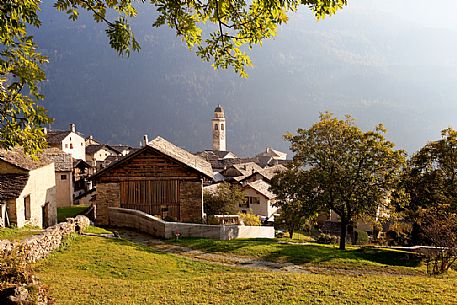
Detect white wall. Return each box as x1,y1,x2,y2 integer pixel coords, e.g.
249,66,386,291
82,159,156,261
61,133,86,161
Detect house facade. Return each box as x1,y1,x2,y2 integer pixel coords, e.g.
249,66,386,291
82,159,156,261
241,180,277,220
0,149,57,228
46,124,86,161
44,148,74,208
92,136,213,225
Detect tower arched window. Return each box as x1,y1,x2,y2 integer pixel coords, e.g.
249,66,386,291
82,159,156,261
221,124,224,130
214,124,218,130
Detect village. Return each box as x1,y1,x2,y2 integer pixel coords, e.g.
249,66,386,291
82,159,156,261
0,105,384,243
3,1,457,304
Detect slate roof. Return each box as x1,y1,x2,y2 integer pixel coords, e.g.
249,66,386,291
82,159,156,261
245,180,275,200
43,148,73,172
85,144,119,156
92,136,213,179
149,136,213,178
242,164,287,182
47,129,84,144
230,162,263,177
0,173,29,200
256,147,287,160
0,148,52,171
110,145,133,154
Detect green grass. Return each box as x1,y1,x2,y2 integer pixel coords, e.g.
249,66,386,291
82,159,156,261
34,234,457,304
171,238,422,272
83,226,112,234
57,205,89,223
0,225,42,241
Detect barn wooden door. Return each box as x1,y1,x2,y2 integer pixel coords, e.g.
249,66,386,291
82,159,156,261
119,180,180,220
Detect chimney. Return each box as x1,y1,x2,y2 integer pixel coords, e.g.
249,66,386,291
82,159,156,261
89,135,93,140
143,134,149,147
43,127,47,135
69,123,76,133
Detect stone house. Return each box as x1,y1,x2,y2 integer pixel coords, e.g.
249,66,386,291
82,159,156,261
92,136,213,225
220,162,264,183
46,123,86,161
0,148,56,228
240,180,277,221
43,148,74,208
85,144,120,171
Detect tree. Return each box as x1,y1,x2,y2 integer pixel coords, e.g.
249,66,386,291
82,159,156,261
421,208,457,275
1,0,348,155
393,128,457,245
286,112,405,250
270,166,319,239
203,182,245,216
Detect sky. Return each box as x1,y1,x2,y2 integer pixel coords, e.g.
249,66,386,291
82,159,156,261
35,0,457,156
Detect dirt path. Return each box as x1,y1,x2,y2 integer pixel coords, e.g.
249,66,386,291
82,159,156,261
106,229,421,277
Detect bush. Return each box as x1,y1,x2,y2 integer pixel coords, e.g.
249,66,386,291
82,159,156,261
239,213,261,226
315,233,338,244
355,230,369,245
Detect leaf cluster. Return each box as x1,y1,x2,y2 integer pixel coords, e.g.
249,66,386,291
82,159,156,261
203,182,245,216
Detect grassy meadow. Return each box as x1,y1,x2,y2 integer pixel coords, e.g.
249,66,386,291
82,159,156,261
33,233,457,305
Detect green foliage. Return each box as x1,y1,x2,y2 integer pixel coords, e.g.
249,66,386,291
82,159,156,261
203,182,245,216
392,128,457,245
285,112,406,250
315,233,338,244
0,0,53,156
355,230,369,245
239,212,261,226
270,166,319,239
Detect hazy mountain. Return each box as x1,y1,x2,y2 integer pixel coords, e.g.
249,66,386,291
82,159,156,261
33,1,457,156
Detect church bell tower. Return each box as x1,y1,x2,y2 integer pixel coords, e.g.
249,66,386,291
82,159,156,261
212,105,226,151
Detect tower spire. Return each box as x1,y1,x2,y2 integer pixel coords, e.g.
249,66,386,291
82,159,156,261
212,105,226,151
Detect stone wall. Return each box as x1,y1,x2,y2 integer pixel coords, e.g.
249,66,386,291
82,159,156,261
179,181,203,222
109,207,274,240
95,182,120,225
0,215,90,263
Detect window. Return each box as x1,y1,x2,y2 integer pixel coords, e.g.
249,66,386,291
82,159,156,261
214,124,218,130
221,124,224,131
65,144,68,149
24,195,31,220
61,174,67,180
247,196,260,205
70,143,73,149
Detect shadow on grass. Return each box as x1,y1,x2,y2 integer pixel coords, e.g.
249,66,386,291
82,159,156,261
172,238,422,268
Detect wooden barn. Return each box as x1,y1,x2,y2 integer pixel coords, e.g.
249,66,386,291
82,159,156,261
92,136,213,225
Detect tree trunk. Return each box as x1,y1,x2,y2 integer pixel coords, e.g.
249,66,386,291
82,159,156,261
339,219,347,250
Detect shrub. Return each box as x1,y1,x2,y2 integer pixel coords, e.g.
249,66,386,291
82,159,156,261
355,230,369,245
239,213,261,226
315,233,337,244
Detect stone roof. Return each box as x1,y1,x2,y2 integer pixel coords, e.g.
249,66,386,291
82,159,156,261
110,145,133,154
149,136,213,178
43,148,73,172
0,148,52,171
231,162,263,177
92,136,213,180
245,180,275,200
85,144,119,156
0,173,29,200
245,164,287,182
256,147,287,160
46,129,84,144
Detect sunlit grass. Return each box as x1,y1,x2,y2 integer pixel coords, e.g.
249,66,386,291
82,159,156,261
57,205,89,223
34,234,457,304
0,225,42,241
